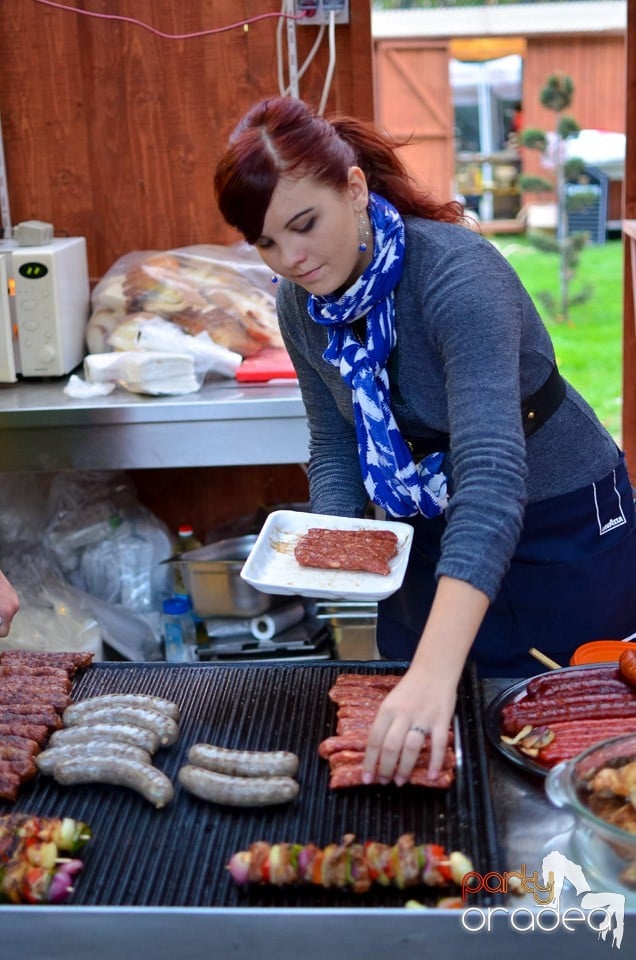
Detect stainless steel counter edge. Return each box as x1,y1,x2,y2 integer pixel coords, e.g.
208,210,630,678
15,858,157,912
0,378,311,469
1,905,633,959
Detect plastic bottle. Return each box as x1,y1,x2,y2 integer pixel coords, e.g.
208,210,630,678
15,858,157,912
161,596,197,662
172,524,203,598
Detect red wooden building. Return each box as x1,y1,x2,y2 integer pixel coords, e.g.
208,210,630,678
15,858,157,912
373,3,626,230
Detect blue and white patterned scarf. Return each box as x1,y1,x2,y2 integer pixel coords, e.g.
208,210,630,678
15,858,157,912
306,192,448,518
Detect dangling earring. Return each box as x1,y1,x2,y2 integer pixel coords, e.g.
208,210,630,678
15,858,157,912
271,273,279,284
358,212,370,253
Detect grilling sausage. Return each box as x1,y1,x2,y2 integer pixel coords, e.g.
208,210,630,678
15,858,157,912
53,756,174,808
61,707,178,746
49,722,161,755
178,765,299,806
187,743,299,778
619,649,636,689
65,693,180,722
36,740,152,776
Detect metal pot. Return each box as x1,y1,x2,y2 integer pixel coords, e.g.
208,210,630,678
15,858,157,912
178,534,276,618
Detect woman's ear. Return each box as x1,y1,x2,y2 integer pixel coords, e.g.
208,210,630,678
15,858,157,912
347,165,369,210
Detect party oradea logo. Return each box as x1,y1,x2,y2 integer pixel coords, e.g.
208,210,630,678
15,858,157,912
460,849,625,948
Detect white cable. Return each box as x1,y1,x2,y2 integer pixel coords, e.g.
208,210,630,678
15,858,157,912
277,3,326,100
285,0,300,99
276,4,287,96
285,24,326,95
317,11,336,116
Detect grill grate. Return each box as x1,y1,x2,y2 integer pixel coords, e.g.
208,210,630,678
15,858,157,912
1,660,502,908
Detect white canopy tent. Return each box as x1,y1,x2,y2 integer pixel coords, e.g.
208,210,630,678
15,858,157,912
450,54,523,107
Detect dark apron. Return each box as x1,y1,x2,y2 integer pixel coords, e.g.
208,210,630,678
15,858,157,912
376,454,636,678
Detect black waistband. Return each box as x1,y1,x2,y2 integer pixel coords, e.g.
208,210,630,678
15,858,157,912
405,366,567,461
521,365,567,437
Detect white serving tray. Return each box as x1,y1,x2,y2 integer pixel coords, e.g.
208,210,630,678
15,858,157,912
240,510,414,601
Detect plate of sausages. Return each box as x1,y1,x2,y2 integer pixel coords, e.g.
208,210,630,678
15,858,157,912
485,651,636,777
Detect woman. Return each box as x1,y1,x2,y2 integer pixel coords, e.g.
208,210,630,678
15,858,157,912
214,96,636,785
0,569,19,638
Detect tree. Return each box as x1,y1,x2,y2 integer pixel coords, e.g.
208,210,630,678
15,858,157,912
518,73,596,323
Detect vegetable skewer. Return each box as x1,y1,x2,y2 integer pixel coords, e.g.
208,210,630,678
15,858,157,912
227,833,473,893
0,814,91,904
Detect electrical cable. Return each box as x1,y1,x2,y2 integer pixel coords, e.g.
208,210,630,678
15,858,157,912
33,0,336,116
277,2,326,98
285,0,300,99
30,0,306,41
317,11,337,116
276,9,287,96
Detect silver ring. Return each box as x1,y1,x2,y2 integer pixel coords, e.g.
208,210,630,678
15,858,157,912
409,725,428,736
0,616,4,626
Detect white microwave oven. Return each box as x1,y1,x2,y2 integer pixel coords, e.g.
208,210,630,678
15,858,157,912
0,236,90,381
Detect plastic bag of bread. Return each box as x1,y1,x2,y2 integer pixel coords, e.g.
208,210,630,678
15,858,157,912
87,243,283,359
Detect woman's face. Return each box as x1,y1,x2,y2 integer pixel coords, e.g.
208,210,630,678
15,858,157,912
256,167,372,296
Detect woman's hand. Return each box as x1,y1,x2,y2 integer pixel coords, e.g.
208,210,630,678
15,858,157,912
362,663,457,784
0,570,19,638
362,576,489,785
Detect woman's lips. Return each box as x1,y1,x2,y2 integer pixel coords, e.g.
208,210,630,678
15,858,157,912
297,265,322,282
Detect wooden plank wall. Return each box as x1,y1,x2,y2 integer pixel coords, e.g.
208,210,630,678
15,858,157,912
523,34,626,133
0,0,373,282
0,1,374,538
520,34,626,195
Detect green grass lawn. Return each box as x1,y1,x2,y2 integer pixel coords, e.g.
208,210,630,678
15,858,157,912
488,235,624,442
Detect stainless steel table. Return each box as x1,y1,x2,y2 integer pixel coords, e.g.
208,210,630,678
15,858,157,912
0,377,310,471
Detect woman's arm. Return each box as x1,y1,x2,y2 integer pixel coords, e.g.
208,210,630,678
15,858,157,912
362,575,489,783
0,569,19,637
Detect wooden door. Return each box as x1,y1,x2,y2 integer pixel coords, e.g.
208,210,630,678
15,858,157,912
374,39,455,202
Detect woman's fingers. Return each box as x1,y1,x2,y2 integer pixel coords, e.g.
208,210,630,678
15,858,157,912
393,726,428,785
361,710,393,784
362,707,429,785
427,722,450,778
362,702,454,786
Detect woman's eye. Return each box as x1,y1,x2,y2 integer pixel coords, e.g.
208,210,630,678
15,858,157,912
256,237,273,250
297,217,315,234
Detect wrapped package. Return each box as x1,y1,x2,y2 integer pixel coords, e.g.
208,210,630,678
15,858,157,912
84,350,200,396
86,243,283,361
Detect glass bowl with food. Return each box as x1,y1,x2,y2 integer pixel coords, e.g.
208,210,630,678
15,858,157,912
545,732,636,898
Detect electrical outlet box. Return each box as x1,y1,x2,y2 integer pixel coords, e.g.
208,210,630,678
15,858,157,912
296,1,350,26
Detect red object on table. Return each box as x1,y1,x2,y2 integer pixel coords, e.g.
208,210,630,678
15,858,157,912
235,347,297,382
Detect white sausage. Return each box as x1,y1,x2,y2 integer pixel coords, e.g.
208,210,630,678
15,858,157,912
36,740,152,776
53,756,174,808
66,693,180,722
62,706,179,746
49,722,161,755
187,743,299,778
178,765,299,807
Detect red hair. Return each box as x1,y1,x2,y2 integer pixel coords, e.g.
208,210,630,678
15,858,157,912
214,97,465,243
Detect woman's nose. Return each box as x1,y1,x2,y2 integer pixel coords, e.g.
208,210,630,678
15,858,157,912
280,241,306,270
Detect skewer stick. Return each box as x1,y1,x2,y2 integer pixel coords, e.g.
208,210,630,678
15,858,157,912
528,647,562,671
